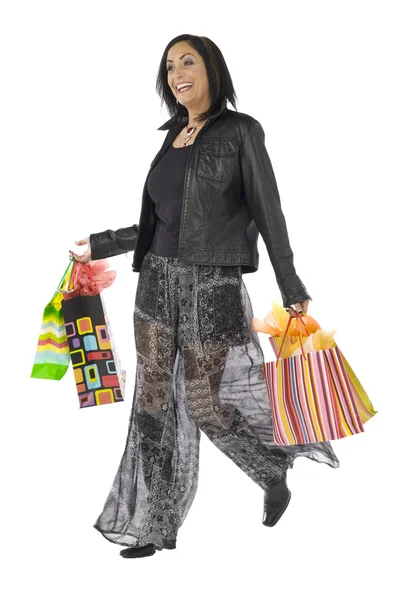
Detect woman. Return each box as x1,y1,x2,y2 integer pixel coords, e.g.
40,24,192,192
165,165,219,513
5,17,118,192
70,34,340,559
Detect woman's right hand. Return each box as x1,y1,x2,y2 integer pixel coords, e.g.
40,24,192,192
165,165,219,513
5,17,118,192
69,236,91,263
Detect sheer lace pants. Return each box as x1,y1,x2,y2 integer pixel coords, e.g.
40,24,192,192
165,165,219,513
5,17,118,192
93,250,340,548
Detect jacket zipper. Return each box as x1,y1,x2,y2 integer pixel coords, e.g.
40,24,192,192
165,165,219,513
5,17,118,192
178,119,212,253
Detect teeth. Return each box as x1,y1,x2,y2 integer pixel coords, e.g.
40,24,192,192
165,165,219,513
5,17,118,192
177,83,193,90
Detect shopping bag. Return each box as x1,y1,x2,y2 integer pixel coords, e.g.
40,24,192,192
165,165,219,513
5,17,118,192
30,258,76,380
336,347,377,424
259,307,377,445
61,291,126,408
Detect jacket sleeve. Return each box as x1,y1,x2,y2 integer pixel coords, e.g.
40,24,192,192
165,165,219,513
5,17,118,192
89,224,139,261
240,121,312,308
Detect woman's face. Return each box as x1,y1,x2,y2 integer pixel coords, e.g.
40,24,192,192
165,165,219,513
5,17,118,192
166,41,210,112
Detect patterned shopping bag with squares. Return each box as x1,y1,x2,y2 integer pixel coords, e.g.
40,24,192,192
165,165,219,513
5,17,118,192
62,292,126,408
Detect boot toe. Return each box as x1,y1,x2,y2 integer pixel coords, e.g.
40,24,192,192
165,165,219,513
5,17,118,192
262,490,292,527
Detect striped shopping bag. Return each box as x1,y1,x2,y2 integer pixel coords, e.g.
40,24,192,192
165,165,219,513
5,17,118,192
30,258,75,380
263,310,378,445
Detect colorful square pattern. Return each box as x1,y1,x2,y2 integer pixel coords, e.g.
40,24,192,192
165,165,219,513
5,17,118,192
62,294,126,409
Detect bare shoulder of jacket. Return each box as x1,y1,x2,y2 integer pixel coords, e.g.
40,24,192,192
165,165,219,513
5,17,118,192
220,109,262,142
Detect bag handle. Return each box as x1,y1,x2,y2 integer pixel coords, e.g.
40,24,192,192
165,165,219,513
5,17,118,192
49,258,76,302
275,309,310,364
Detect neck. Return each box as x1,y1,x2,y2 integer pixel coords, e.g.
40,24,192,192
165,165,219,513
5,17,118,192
185,100,210,128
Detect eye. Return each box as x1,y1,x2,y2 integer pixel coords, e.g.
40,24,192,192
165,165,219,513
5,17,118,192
167,60,193,72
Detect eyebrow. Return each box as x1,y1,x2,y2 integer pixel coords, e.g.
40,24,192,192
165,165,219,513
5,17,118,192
166,53,194,64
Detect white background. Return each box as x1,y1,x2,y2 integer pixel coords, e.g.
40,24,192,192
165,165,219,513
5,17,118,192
1,1,416,598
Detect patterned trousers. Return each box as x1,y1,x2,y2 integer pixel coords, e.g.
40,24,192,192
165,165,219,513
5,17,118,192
93,250,340,549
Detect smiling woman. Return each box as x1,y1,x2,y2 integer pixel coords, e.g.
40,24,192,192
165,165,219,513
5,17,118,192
79,33,340,559
165,41,214,125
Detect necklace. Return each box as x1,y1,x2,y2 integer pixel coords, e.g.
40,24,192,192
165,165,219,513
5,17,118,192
180,119,209,147
181,126,196,147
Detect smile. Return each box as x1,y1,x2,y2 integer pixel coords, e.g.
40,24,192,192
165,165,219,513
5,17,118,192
177,84,193,93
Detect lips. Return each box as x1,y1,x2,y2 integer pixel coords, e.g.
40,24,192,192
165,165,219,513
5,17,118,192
177,84,193,93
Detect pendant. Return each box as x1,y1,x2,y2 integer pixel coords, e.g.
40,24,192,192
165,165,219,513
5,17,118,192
183,126,196,147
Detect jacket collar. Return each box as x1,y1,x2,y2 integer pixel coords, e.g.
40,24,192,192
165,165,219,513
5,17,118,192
157,96,228,131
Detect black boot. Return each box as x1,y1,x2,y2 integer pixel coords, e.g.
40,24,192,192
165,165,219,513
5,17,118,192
262,473,292,527
120,538,177,558
120,543,157,558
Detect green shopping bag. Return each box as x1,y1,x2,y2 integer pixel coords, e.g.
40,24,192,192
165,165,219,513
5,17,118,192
30,258,76,380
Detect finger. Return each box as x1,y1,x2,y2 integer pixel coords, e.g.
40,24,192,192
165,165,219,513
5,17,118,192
300,301,309,315
75,238,90,246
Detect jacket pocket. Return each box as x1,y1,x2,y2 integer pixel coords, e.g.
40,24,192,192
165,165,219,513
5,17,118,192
197,138,239,183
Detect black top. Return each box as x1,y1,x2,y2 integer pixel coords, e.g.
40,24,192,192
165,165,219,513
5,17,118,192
147,143,193,257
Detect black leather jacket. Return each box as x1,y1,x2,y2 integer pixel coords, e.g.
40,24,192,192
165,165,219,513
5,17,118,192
89,97,312,308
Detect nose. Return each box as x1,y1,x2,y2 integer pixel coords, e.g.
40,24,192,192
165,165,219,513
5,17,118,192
173,68,186,86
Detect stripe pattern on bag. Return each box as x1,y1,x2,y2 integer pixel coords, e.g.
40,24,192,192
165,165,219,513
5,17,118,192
264,344,376,445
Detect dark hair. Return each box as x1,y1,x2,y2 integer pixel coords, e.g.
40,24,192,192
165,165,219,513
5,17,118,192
155,34,238,125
